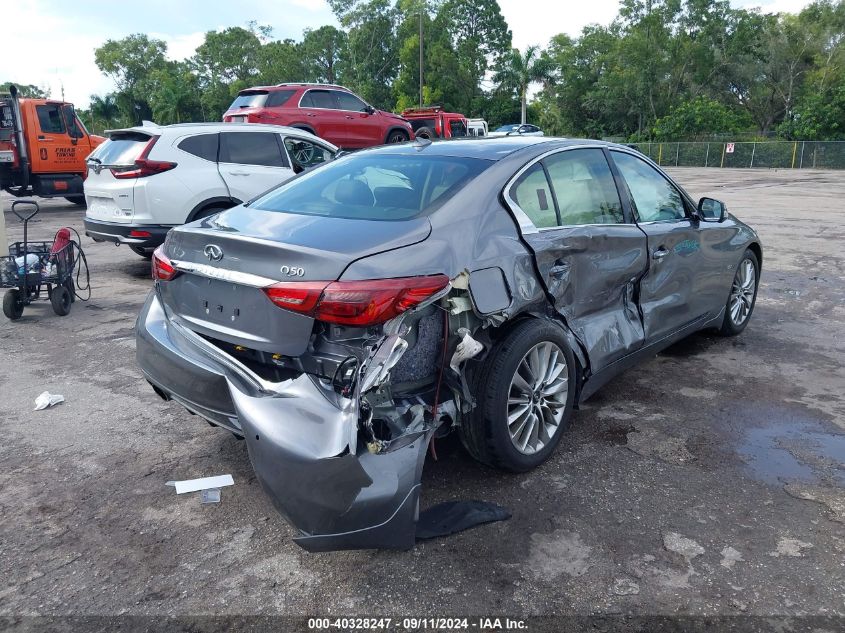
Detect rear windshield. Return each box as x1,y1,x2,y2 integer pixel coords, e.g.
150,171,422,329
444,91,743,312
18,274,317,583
251,154,492,221
229,91,269,109
88,133,151,166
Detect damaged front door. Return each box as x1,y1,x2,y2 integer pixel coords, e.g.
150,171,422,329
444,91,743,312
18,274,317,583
507,148,648,371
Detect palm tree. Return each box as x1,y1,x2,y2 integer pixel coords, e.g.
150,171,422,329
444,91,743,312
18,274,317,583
495,45,554,125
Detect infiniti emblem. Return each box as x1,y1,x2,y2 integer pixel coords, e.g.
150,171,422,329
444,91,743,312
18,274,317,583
204,244,223,261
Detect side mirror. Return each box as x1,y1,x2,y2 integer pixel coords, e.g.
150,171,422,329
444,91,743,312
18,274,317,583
364,105,376,115
697,197,727,222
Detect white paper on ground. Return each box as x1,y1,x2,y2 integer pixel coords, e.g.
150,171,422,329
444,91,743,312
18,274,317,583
34,391,65,410
172,474,234,494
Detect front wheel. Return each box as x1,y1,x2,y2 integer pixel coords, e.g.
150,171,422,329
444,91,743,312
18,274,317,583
460,320,577,472
50,285,72,316
718,249,759,336
387,130,409,144
3,289,24,320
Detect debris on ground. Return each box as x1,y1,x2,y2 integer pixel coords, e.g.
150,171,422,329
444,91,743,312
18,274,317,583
416,500,510,540
769,537,813,558
170,474,234,494
33,391,64,410
663,532,705,559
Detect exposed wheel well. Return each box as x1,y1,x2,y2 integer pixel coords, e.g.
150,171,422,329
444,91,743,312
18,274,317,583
185,197,240,223
747,241,762,272
291,124,317,136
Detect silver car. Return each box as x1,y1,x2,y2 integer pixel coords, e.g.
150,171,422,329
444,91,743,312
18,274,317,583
137,137,762,551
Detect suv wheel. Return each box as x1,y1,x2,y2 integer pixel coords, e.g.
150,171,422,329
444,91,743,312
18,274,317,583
460,320,577,472
387,130,409,144
414,126,435,140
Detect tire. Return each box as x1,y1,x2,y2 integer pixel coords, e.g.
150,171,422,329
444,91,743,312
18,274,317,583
129,246,154,259
3,289,24,320
386,130,409,144
460,319,577,472
414,126,435,140
64,196,86,208
50,285,72,316
718,248,759,336
64,278,75,303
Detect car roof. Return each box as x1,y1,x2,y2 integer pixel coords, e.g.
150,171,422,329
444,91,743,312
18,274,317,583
104,122,337,146
239,83,349,92
358,137,625,161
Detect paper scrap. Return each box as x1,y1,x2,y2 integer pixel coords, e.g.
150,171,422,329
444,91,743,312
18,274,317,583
34,392,65,410
172,474,234,494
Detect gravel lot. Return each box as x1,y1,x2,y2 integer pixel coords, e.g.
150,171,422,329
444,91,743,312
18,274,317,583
1,168,843,621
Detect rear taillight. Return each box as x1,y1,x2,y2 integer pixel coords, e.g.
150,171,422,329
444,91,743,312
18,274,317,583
262,275,450,326
112,135,177,179
151,246,178,281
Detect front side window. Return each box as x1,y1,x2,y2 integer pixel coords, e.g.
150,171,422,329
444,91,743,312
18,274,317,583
544,149,624,225
509,163,556,228
612,151,686,222
220,132,288,168
251,154,491,221
36,105,65,134
449,119,467,137
335,91,367,112
283,137,334,173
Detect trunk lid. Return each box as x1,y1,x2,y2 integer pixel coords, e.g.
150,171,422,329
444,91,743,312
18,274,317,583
159,205,431,356
84,130,153,223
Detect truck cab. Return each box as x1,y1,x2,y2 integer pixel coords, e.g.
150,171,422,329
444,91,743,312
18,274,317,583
1,85,104,203
400,106,468,141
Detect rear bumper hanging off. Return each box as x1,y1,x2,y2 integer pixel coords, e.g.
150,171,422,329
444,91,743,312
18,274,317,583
136,290,433,551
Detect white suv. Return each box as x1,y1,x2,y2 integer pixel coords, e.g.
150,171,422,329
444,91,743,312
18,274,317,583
83,122,337,257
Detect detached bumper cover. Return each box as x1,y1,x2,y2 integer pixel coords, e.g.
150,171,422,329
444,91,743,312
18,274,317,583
84,218,171,249
135,290,431,551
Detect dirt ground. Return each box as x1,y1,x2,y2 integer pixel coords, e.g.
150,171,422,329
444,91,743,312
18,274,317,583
0,168,843,623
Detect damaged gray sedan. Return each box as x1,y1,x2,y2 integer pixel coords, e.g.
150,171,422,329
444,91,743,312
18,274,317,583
136,138,762,551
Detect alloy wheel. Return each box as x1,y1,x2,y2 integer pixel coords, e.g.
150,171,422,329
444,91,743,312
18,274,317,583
506,341,569,455
729,258,756,326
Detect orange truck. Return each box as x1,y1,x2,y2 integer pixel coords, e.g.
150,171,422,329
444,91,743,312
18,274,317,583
0,84,104,205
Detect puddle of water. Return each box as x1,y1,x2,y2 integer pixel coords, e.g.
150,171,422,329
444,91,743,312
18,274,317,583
738,415,845,486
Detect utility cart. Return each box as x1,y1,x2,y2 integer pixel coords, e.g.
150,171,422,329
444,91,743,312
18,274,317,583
1,200,76,320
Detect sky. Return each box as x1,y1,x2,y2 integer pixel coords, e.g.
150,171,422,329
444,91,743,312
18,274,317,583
0,0,815,108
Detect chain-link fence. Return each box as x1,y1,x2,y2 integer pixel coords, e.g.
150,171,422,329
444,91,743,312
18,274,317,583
629,141,845,169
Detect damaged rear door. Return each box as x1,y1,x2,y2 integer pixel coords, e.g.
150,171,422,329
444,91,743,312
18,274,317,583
506,147,648,371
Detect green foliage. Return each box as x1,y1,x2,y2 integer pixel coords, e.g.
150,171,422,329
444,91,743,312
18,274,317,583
0,83,48,98
652,97,751,140
85,0,845,140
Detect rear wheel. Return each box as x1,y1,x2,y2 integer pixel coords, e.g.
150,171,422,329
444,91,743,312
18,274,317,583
3,289,24,320
50,285,72,316
387,130,409,144
460,320,577,472
718,249,759,336
414,126,435,140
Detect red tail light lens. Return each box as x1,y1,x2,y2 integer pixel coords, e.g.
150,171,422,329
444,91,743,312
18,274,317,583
262,275,450,326
151,246,178,281
112,136,177,179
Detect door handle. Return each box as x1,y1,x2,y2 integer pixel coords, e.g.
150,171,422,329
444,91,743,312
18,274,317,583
227,171,250,176
345,115,354,119
652,247,669,261
306,113,316,117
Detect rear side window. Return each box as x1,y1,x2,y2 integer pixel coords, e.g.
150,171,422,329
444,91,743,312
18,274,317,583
229,91,268,109
90,133,151,165
544,149,624,225
252,155,491,221
265,90,296,107
178,134,218,162
510,163,556,228
36,105,65,134
219,132,289,168
303,90,336,109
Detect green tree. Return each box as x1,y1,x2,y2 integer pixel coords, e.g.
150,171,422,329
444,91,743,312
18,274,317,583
94,34,168,122
495,45,553,124
258,39,309,85
302,26,347,83
145,62,203,124
652,96,750,139
0,82,48,98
